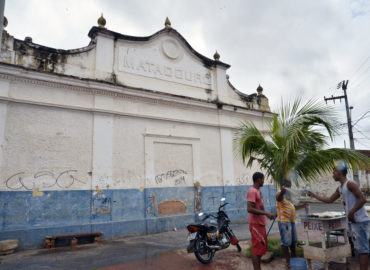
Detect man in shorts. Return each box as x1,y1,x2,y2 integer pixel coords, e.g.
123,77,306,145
309,160,369,270
247,172,276,270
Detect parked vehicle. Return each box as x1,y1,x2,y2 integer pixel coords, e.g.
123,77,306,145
186,198,242,264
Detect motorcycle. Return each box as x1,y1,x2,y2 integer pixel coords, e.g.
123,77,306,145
186,198,242,264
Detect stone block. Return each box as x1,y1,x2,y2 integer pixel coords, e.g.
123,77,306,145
0,239,18,255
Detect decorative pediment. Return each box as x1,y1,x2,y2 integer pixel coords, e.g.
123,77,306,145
88,24,230,90
0,15,271,112
88,25,230,69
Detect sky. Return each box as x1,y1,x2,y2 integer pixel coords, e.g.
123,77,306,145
3,0,370,149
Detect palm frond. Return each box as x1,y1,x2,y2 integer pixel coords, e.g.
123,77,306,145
234,98,368,186
295,148,370,183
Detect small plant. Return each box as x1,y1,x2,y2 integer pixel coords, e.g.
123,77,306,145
245,238,305,258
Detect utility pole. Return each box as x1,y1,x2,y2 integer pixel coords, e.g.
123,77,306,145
324,80,359,184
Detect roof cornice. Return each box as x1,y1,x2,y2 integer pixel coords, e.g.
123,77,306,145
88,26,231,69
0,63,272,118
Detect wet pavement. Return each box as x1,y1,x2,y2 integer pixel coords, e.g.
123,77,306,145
0,203,363,270
102,243,360,270
102,221,361,270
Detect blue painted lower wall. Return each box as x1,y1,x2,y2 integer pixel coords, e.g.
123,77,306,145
0,185,277,248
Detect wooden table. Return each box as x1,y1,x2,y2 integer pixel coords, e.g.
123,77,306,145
301,216,351,270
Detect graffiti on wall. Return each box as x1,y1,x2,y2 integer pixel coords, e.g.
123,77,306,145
5,170,87,190
92,196,112,218
194,181,202,212
146,192,156,216
155,169,187,185
92,185,112,219
236,173,249,185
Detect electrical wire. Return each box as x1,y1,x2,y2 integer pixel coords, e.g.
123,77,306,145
351,65,370,84
354,127,370,141
354,139,370,148
349,56,370,82
353,111,370,127
351,75,370,90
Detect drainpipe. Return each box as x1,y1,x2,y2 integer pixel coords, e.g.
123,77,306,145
0,0,5,51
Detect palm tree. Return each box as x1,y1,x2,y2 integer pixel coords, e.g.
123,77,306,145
234,99,370,186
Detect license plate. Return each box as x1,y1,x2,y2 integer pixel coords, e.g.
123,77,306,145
187,232,197,241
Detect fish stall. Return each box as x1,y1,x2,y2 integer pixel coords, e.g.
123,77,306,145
301,211,351,270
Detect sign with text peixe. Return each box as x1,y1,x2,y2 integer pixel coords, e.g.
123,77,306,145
303,217,347,232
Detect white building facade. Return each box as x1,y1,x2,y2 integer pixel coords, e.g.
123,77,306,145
0,17,276,248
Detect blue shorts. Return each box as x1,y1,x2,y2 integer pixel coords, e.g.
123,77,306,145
278,222,297,247
350,220,370,254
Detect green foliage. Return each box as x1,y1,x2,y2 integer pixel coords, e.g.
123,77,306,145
245,238,305,258
234,99,370,185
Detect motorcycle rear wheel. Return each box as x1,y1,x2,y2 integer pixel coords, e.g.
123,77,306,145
194,237,214,264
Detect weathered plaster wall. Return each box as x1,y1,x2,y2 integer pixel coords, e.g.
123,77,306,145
0,21,276,248
1,103,93,191
112,116,145,190
62,49,96,78
0,94,276,248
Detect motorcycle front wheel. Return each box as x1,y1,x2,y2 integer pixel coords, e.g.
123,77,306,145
194,236,214,264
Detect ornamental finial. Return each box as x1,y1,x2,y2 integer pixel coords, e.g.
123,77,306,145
213,50,220,61
3,16,8,28
257,84,263,95
98,13,106,28
165,17,171,28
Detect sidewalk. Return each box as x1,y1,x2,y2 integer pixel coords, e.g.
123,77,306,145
0,203,361,270
100,224,360,270
0,221,262,270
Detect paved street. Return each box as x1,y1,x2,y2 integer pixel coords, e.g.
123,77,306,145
0,203,363,270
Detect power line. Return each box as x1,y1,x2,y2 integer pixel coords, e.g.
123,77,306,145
351,65,370,84
340,126,370,131
354,130,370,133
351,75,370,90
353,111,370,127
354,126,370,141
336,131,370,136
354,139,370,149
349,56,370,81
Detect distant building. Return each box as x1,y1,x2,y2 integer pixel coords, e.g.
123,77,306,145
356,150,370,193
0,16,275,248
303,149,370,197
